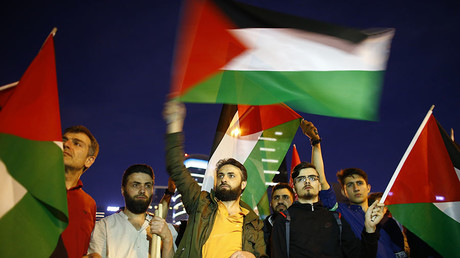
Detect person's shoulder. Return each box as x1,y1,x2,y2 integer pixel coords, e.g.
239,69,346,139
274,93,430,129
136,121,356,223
79,187,96,204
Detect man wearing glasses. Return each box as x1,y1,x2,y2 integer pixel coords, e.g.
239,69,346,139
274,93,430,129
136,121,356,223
270,162,385,257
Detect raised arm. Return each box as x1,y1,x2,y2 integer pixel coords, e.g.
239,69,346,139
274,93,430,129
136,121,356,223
300,119,330,190
163,100,202,213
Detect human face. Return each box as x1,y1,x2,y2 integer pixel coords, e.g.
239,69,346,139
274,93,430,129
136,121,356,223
271,188,294,212
293,168,321,203
215,164,247,201
122,172,154,214
63,132,95,171
342,175,371,205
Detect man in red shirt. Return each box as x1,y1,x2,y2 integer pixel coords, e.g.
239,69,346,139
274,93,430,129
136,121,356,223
51,125,99,258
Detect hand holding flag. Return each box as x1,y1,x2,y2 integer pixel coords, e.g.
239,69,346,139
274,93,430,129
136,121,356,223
381,106,460,257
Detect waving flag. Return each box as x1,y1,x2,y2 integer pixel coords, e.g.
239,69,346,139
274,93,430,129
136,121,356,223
0,31,68,257
171,0,394,120
202,103,301,208
382,108,460,257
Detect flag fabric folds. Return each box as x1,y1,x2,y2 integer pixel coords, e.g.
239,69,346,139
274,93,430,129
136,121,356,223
171,0,394,121
382,109,460,257
202,103,302,209
0,33,68,257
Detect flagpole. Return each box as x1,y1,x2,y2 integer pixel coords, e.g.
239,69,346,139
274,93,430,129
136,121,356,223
380,105,435,203
39,28,58,51
0,81,19,91
150,203,163,258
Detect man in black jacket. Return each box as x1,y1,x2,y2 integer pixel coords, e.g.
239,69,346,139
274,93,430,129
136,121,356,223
263,183,295,256
271,162,384,257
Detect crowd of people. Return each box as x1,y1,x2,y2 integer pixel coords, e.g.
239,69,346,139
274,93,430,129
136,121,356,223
55,100,439,257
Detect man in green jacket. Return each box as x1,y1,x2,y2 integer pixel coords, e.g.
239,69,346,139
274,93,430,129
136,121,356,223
163,100,267,258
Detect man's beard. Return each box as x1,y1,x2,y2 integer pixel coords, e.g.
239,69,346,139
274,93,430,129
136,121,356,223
215,184,242,201
297,186,318,201
274,204,288,212
299,190,318,201
125,193,153,214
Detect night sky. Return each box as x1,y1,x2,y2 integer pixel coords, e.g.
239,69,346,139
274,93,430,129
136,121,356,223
1,0,459,209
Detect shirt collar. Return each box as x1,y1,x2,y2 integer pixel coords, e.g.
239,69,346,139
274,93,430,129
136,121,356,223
68,179,83,191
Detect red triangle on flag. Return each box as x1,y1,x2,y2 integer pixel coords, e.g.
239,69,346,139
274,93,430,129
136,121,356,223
237,103,302,136
289,144,301,188
385,114,460,204
171,0,248,98
0,35,61,142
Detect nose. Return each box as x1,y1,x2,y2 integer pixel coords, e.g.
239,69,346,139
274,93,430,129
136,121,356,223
63,140,71,149
138,185,146,193
353,184,359,191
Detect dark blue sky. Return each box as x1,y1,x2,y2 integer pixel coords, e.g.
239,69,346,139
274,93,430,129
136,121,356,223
1,0,459,208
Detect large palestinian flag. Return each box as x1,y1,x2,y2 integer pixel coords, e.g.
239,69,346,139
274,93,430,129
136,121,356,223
202,103,301,209
0,32,68,257
382,109,460,257
170,0,394,121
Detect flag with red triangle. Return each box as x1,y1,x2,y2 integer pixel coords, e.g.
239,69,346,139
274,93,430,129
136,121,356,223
0,32,68,257
203,103,302,209
382,109,460,257
170,0,394,121
289,144,301,187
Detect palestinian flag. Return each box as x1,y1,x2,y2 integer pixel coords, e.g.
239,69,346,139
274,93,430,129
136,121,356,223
382,109,460,257
170,0,394,121
202,103,301,208
0,31,68,257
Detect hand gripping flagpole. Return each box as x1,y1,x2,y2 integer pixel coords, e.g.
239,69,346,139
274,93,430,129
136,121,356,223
150,203,163,258
372,105,435,221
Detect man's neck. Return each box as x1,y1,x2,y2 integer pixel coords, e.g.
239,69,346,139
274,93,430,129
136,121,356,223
64,167,83,190
297,197,318,204
221,198,241,216
123,208,147,231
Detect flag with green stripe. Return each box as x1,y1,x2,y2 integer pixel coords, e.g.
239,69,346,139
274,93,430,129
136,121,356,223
382,109,460,257
171,0,394,120
0,32,68,257
202,103,301,209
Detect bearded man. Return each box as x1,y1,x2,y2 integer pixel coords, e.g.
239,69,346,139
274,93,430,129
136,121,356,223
86,164,174,258
163,100,267,258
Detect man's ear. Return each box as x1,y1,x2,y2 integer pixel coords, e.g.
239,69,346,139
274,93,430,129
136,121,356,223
367,184,371,194
341,188,347,197
84,156,96,170
241,180,247,190
121,187,125,197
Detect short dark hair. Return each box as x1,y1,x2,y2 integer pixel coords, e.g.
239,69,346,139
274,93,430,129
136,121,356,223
291,162,317,180
368,192,383,206
215,158,247,181
336,168,368,188
64,125,99,158
122,164,155,187
271,183,295,200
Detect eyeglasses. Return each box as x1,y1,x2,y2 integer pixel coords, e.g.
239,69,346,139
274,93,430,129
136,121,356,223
294,175,319,183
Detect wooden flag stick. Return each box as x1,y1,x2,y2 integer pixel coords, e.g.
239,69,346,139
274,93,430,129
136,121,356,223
150,203,163,258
